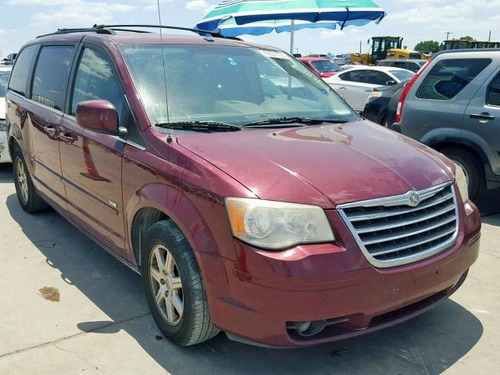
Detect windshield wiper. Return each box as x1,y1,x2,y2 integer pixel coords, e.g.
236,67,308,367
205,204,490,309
155,121,241,131
241,117,349,127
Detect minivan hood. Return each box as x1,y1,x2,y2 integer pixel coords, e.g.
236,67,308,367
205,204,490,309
177,121,454,208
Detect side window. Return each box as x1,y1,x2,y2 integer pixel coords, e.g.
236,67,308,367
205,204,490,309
340,70,365,82
416,58,491,100
367,71,391,85
71,48,124,115
487,73,500,106
393,61,405,68
8,44,38,96
32,45,75,111
71,48,142,144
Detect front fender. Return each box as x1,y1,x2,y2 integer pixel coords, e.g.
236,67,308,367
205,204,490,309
125,183,237,262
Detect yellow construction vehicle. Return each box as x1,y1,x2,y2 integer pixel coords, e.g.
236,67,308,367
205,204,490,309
351,36,422,65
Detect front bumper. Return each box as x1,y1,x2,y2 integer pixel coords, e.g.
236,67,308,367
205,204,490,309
202,201,481,347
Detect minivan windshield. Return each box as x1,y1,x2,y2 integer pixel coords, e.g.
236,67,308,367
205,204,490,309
120,45,357,131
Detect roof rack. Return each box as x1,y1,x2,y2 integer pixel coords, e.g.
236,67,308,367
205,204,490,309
36,24,240,40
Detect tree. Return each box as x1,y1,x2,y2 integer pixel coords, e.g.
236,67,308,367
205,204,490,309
414,40,440,53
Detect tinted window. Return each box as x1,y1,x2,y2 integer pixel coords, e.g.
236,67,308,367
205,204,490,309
487,72,500,106
0,71,10,97
340,70,366,82
32,45,75,110
416,58,491,100
8,45,37,96
366,71,391,85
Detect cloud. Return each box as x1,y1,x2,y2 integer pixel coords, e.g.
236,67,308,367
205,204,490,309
29,2,136,26
185,0,211,12
6,0,82,5
0,29,7,36
141,0,175,12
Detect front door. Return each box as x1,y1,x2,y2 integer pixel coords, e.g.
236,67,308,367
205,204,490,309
60,46,128,256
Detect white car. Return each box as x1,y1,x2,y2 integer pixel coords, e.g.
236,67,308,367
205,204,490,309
0,66,12,163
324,66,414,111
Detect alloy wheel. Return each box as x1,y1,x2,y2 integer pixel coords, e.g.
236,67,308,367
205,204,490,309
149,244,184,325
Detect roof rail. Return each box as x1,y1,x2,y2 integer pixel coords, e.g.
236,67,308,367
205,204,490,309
36,27,115,38
95,24,240,39
37,24,240,40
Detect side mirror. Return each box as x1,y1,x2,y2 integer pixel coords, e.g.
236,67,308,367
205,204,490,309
386,80,397,86
76,100,119,134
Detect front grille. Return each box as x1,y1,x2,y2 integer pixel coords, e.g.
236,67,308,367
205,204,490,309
337,183,458,268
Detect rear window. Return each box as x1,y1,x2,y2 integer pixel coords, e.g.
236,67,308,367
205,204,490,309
8,45,38,96
416,58,491,100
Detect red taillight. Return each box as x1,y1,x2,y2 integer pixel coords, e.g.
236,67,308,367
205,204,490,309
395,60,431,123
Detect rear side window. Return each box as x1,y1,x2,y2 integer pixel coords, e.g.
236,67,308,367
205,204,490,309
416,58,491,100
487,73,500,106
366,71,390,85
8,45,38,96
340,70,366,82
32,45,75,110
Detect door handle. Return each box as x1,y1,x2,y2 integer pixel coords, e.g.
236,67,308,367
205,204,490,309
338,86,347,90
470,112,495,121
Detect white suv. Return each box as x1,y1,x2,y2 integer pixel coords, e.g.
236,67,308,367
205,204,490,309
0,66,13,163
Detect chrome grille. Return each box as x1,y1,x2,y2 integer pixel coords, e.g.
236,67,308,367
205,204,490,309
337,183,458,268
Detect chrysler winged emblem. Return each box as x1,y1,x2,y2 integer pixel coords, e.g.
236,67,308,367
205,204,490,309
408,192,420,207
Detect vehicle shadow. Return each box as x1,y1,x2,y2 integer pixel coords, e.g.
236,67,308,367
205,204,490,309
476,187,500,219
5,190,484,374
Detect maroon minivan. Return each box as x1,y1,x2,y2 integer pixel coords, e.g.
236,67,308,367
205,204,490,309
6,26,481,347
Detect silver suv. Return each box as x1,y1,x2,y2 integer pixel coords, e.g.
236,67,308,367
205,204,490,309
392,49,500,200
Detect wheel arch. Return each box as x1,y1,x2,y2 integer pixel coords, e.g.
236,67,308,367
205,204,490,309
126,183,227,271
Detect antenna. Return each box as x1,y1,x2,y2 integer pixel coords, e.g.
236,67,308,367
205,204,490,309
156,0,170,125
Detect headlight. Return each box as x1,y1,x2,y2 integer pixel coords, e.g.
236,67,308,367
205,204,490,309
225,198,334,250
454,163,469,203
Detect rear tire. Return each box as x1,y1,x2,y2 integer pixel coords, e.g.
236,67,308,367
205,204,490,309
441,147,485,201
141,220,219,346
12,147,49,213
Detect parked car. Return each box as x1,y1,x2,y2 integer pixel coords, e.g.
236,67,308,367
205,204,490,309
7,26,480,348
324,66,414,111
362,80,406,126
1,53,17,65
377,59,427,73
0,66,12,163
391,49,500,200
297,57,342,78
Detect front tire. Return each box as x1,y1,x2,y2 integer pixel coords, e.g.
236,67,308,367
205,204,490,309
141,220,219,346
12,147,49,213
441,147,485,201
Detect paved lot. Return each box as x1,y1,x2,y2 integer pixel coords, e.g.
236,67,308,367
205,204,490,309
0,162,499,375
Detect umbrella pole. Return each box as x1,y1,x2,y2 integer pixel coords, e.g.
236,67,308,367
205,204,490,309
289,20,295,55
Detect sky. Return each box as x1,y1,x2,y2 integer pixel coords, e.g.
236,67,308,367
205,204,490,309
1,0,499,59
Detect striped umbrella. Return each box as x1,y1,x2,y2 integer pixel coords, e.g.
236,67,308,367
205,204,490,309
196,0,385,52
